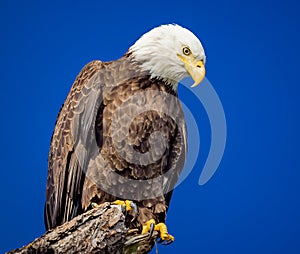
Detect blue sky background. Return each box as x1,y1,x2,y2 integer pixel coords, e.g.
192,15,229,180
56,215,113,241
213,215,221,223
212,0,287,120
0,0,299,253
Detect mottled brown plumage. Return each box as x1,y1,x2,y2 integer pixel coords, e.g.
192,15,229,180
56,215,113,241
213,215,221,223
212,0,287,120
44,53,187,230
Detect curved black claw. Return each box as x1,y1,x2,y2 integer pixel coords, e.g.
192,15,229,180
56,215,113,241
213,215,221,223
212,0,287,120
121,205,127,214
130,202,138,215
157,238,163,243
157,238,173,245
160,239,173,245
148,222,155,239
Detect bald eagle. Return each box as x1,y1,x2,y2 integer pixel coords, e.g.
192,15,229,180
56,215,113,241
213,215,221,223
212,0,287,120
44,24,206,243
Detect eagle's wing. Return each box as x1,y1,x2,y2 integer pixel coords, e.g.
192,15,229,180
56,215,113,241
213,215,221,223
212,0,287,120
163,106,187,210
44,60,104,229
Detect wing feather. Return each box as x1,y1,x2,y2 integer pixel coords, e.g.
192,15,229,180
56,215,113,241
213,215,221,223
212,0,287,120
44,61,104,229
163,105,187,210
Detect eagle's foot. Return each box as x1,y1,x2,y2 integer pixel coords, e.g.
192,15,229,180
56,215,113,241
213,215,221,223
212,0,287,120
112,200,138,214
142,219,174,244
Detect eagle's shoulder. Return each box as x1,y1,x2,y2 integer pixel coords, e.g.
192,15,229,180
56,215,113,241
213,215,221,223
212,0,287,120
49,60,104,159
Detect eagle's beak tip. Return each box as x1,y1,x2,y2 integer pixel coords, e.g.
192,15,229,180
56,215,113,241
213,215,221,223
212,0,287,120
188,60,206,88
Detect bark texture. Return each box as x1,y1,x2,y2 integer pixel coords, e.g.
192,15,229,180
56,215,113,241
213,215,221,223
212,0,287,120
7,203,158,254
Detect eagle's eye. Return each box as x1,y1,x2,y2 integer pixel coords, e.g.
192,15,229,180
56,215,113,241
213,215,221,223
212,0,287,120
182,47,191,56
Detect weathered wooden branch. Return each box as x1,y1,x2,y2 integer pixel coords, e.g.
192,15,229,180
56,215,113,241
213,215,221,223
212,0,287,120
7,203,158,254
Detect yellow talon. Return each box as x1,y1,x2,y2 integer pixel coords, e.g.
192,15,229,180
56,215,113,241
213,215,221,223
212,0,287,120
142,219,156,234
142,219,174,242
155,223,174,241
112,200,137,213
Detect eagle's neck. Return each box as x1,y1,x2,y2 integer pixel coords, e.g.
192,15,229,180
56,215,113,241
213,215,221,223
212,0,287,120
122,52,179,92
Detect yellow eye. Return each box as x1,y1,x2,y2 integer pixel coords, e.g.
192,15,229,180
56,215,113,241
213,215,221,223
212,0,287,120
182,47,191,56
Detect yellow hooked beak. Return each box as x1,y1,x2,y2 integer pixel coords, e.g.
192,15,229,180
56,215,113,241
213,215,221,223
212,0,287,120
177,54,206,87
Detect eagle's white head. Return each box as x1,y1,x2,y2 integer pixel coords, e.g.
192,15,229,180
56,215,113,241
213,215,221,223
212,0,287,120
130,24,206,89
